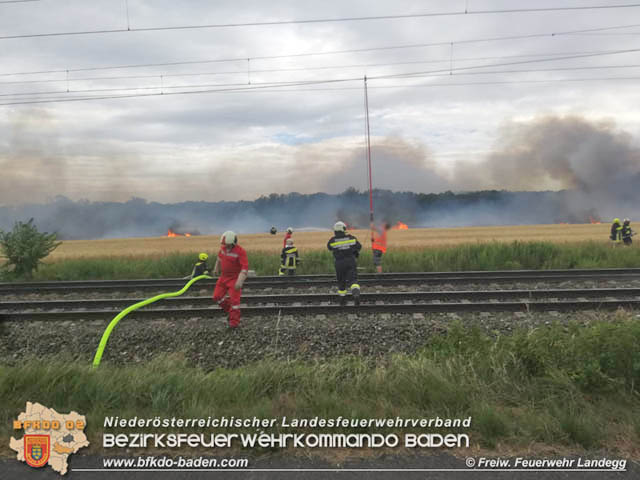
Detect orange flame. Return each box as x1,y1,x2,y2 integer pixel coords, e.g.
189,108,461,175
167,228,193,237
589,216,601,224
392,221,409,230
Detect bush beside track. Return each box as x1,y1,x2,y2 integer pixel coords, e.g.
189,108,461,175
2,314,640,457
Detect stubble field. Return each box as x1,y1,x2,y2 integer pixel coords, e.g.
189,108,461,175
51,223,612,260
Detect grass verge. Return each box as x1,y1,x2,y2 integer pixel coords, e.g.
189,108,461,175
6,240,640,281
2,312,640,457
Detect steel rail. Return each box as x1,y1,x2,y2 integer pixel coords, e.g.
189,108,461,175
2,288,640,312
1,299,639,321
2,267,640,289
2,271,640,295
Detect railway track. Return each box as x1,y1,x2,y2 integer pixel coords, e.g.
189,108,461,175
2,287,639,321
1,268,640,295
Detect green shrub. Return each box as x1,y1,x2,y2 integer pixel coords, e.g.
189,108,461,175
0,218,61,279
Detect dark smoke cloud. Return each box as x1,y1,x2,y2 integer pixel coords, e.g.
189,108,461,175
1,115,639,237
457,115,640,205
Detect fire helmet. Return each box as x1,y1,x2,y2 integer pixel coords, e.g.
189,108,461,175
333,221,347,233
614,218,621,224
286,227,293,233
198,253,208,261
220,231,237,246
286,238,294,246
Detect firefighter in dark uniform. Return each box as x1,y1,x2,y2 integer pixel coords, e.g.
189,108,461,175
270,226,277,235
189,253,210,278
279,238,300,275
327,221,362,306
610,218,623,245
622,218,635,246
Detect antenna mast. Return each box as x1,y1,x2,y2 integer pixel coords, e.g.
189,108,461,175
364,76,374,248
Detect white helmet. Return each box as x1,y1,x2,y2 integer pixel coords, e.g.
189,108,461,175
286,227,293,233
333,221,347,232
220,230,237,246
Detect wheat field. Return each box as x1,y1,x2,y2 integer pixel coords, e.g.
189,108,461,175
49,223,612,261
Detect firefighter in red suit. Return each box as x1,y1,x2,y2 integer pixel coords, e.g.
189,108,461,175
283,227,293,247
212,231,249,328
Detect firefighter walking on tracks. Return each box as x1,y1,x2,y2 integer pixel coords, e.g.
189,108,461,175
279,238,300,276
212,231,249,328
327,221,362,306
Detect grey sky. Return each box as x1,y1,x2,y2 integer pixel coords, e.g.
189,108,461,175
1,0,640,204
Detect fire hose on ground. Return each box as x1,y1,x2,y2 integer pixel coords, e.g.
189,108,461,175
92,274,212,369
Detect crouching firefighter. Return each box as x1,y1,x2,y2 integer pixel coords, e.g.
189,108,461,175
327,221,362,306
279,238,300,276
610,218,623,245
212,231,249,328
189,253,211,278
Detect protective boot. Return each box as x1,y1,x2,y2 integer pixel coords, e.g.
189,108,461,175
228,306,241,328
352,288,361,307
350,284,361,307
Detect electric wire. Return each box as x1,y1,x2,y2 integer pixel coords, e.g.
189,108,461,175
3,22,640,78
4,74,640,106
6,62,640,100
1,4,640,41
2,47,636,87
3,46,640,104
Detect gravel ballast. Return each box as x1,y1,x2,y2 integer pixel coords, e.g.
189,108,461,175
0,309,631,369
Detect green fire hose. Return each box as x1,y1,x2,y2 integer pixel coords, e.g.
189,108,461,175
92,274,213,368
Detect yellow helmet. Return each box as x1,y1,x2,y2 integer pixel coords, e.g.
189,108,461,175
613,218,621,224
198,253,208,261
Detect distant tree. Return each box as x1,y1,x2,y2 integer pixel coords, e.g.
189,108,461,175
0,218,61,278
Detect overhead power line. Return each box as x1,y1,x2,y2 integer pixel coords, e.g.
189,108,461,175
2,22,639,79
1,3,640,40
3,47,640,106
7,63,640,100
372,47,640,80
4,56,640,96
1,48,633,87
3,74,640,106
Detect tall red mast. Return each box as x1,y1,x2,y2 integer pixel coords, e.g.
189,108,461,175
364,76,374,249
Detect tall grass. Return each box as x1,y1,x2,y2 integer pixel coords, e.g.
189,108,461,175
3,313,640,453
19,241,640,281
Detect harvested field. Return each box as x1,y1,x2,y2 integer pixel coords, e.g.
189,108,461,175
51,223,611,260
